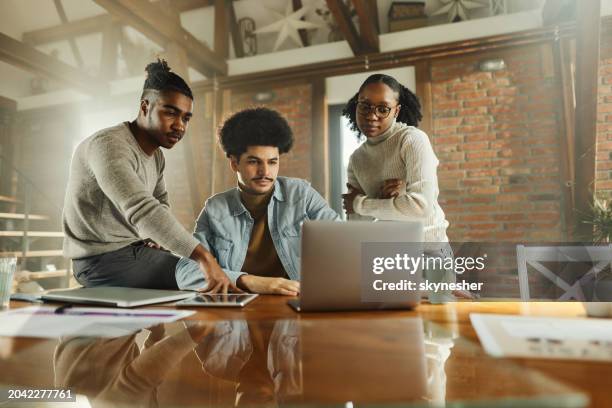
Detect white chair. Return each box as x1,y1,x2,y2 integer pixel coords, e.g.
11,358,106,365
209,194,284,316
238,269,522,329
516,245,612,301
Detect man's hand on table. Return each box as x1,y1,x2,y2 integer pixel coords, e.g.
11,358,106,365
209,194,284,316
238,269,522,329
190,244,243,294
237,275,300,296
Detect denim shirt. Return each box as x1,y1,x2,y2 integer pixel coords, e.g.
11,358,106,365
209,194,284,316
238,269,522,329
175,177,340,290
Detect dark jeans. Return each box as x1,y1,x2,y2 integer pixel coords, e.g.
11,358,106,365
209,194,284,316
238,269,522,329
73,242,180,289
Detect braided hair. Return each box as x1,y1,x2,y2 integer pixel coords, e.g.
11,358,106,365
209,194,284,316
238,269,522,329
141,58,193,100
342,74,422,137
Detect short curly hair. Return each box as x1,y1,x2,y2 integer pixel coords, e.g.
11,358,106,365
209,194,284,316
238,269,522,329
219,107,294,159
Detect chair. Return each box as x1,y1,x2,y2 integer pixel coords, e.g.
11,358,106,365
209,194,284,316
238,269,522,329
516,245,612,301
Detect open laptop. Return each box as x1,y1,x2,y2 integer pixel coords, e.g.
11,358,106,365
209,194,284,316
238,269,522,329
41,287,195,308
288,220,424,312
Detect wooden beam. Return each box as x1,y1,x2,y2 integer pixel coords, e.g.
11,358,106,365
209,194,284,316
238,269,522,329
311,77,329,199
214,0,229,59
414,61,432,136
0,32,103,95
325,0,362,55
53,0,84,68
0,96,17,111
292,0,310,47
23,14,114,45
228,0,244,58
573,0,600,238
367,0,379,34
351,0,378,52
171,0,213,12
22,0,213,46
99,22,121,80
93,0,227,76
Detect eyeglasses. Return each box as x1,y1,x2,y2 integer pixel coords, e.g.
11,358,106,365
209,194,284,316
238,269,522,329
356,102,396,119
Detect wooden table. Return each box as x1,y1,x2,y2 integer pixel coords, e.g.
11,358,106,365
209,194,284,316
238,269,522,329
0,297,609,407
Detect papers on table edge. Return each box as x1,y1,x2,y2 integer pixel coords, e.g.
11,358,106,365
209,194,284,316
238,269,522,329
0,306,194,339
470,313,612,362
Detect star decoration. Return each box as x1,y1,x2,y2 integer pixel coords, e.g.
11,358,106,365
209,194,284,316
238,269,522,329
254,1,322,51
430,0,489,23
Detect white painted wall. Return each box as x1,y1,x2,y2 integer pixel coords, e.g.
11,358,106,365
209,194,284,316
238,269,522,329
227,8,545,77
79,103,136,145
325,67,416,105
15,76,144,111
381,10,542,52
17,90,89,111
180,6,216,51
603,0,612,16
229,40,353,76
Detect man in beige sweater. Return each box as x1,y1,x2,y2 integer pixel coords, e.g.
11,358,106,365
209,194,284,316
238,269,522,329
62,59,236,293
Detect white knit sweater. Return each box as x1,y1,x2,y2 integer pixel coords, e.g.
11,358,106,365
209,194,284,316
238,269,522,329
347,121,449,243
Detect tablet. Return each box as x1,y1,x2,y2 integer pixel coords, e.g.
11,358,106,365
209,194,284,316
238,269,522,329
175,293,258,307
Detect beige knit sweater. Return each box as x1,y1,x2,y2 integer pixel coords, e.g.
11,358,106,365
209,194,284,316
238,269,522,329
62,122,200,259
347,121,449,243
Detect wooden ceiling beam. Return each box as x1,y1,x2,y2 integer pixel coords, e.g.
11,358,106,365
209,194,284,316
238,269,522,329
0,96,17,111
171,0,213,12
367,0,379,34
352,0,378,52
53,0,84,67
228,0,244,58
214,0,229,59
99,22,122,80
22,14,114,45
325,0,362,55
22,0,213,46
0,32,103,95
93,0,227,76
292,0,310,47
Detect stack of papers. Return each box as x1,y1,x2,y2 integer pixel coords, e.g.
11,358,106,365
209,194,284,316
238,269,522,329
471,313,612,362
0,306,194,338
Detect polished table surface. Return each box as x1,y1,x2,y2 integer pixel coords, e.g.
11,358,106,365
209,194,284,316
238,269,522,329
0,297,609,407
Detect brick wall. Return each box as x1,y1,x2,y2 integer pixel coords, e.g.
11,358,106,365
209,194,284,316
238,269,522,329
596,34,612,200
163,84,315,225
431,44,566,243
229,83,313,185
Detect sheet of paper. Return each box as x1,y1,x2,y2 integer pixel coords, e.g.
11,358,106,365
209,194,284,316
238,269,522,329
0,306,194,338
470,313,612,362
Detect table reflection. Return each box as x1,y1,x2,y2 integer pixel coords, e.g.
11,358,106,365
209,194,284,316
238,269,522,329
0,313,586,408
194,320,299,407
54,323,210,407
50,318,432,407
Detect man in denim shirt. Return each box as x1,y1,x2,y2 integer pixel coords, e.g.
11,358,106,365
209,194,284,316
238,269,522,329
176,108,339,295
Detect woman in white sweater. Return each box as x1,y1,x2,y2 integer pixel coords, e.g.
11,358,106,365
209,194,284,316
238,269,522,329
341,74,459,302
